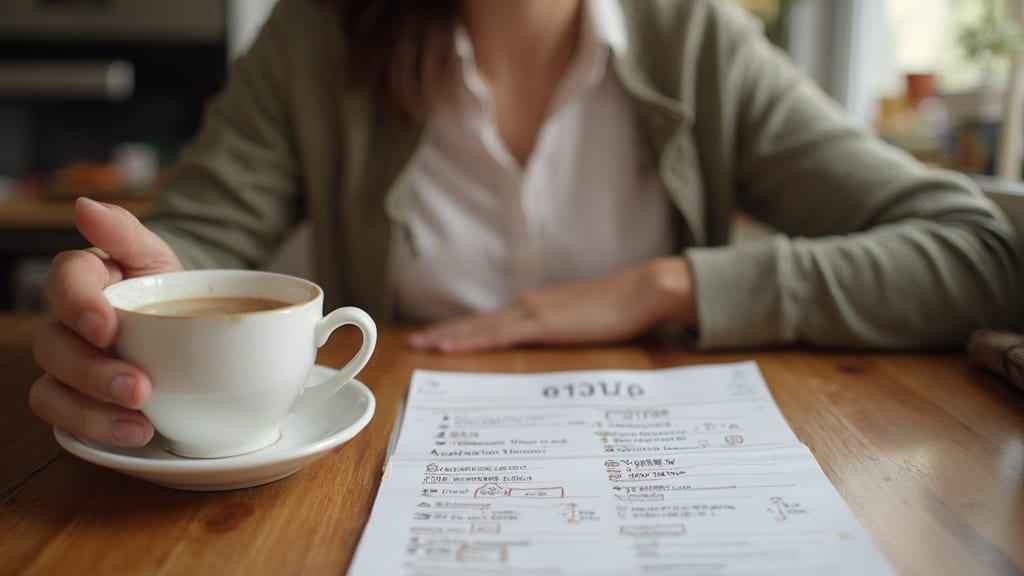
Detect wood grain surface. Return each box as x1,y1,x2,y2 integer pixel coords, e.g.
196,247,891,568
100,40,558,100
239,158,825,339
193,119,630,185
0,197,155,229
1,317,1022,575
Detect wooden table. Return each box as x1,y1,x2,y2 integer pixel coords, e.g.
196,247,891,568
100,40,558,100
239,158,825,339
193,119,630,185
1,315,1022,575
0,196,156,230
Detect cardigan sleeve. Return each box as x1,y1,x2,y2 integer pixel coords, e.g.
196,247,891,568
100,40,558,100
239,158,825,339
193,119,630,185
142,0,302,270
683,0,1023,349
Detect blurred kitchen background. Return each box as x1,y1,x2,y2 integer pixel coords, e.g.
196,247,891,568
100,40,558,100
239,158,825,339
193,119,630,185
0,0,1022,311
0,0,278,309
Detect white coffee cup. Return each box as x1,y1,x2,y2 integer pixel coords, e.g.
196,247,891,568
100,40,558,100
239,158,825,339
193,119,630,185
103,269,377,458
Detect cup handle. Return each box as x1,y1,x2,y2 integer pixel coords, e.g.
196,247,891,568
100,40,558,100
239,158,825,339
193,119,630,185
290,306,377,413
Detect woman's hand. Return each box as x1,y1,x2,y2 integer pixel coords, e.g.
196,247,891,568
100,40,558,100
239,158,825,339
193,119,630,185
408,257,697,353
29,198,182,446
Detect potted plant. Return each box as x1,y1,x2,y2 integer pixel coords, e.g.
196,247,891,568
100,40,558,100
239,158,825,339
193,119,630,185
958,0,1024,82
954,0,1024,178
931,0,1024,175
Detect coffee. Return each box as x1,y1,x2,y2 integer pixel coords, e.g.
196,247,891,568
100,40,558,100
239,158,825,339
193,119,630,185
135,297,289,318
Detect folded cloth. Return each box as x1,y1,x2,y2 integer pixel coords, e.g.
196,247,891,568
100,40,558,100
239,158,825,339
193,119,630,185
967,330,1024,391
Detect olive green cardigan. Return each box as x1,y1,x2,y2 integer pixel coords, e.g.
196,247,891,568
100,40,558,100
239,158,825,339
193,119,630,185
146,0,1023,350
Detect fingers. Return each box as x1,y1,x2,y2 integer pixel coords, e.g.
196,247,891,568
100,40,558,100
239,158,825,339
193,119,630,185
44,198,182,349
408,306,536,353
74,197,181,276
33,320,151,409
44,249,121,348
409,260,699,354
29,200,181,447
29,373,154,447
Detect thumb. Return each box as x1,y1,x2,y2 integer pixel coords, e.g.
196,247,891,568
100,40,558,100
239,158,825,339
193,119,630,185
74,197,181,277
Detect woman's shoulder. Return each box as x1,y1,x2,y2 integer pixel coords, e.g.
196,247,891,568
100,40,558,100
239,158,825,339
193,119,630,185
242,0,347,82
614,0,774,102
256,0,344,50
618,0,765,50
266,0,337,22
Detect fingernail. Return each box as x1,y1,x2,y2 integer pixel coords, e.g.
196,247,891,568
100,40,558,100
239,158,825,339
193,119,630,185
408,333,424,347
110,419,146,446
77,310,103,341
77,196,108,210
109,375,137,406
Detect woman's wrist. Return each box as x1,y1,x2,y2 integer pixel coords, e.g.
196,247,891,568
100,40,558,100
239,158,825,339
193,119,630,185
643,257,698,329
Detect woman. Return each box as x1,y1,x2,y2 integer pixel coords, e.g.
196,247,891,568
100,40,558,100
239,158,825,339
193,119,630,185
30,0,1022,448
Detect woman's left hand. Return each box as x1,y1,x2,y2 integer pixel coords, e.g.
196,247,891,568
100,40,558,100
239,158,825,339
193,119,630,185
407,257,697,353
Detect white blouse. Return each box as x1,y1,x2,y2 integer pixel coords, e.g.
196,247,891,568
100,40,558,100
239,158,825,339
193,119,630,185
392,0,675,322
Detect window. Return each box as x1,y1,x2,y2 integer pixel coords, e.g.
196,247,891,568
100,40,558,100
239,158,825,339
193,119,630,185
880,0,1001,95
875,0,1024,176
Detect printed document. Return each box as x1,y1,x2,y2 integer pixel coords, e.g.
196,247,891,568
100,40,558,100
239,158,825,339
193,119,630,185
348,362,894,575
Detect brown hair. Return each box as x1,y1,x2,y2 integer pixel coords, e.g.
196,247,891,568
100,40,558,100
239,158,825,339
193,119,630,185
333,0,460,118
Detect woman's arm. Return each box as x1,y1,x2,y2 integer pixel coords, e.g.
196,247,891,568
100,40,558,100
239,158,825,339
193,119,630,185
143,0,302,270
683,0,1023,349
408,257,695,353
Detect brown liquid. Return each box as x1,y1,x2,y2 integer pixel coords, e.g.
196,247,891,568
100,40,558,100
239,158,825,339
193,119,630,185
134,297,290,318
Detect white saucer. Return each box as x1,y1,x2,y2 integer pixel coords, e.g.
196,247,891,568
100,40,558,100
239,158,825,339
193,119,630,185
55,365,375,491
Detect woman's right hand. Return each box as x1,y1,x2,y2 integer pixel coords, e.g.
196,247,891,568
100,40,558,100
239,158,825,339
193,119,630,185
29,197,182,446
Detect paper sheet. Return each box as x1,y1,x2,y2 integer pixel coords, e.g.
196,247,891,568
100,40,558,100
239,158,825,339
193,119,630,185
348,362,894,575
